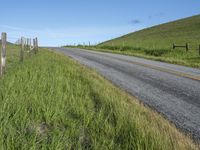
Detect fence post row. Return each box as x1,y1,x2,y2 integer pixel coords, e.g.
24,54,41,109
33,39,36,54
1,32,7,75
29,38,32,50
35,37,38,52
19,37,39,56
0,33,39,76
28,39,30,48
20,37,25,62
25,39,27,49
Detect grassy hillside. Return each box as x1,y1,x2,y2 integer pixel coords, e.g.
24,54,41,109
0,46,198,149
89,15,200,68
102,15,200,50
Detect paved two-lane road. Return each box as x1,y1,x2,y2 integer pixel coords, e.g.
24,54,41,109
52,47,200,140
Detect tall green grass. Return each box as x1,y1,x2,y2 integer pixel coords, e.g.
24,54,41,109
0,47,198,149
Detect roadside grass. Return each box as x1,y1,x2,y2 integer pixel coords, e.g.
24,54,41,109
72,15,200,68
75,45,200,68
0,46,199,149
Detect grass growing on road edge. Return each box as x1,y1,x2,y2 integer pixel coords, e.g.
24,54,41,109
0,48,198,149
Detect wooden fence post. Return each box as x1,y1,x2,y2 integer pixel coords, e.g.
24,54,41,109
20,37,24,62
28,39,30,49
24,38,27,50
27,38,30,56
35,37,38,52
33,39,36,54
29,38,32,51
172,43,175,50
27,38,30,50
199,45,200,56
186,43,189,52
1,32,7,75
27,38,31,56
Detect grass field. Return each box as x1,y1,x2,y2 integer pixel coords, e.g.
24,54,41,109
76,15,200,68
0,45,198,149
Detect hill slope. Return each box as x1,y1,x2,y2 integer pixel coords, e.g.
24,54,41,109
101,15,200,50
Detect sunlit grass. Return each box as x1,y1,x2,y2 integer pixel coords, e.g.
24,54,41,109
0,46,198,149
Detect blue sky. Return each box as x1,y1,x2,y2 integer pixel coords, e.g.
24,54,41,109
0,0,200,46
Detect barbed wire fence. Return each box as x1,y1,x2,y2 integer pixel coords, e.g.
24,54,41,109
0,32,39,76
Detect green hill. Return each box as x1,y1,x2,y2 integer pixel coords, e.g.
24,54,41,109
67,15,200,67
101,15,200,50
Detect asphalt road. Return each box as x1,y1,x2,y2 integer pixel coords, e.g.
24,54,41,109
52,47,200,140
